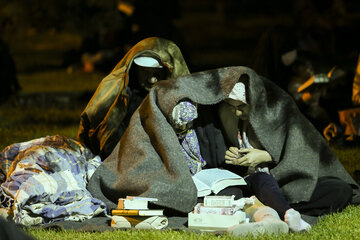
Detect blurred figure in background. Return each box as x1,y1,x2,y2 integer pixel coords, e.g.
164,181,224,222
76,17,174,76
0,18,21,104
64,0,184,74
324,54,360,145
117,0,182,44
252,0,359,134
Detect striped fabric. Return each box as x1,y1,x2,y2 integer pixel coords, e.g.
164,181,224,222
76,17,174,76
0,135,106,226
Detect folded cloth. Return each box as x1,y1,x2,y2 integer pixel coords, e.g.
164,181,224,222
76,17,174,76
0,135,107,226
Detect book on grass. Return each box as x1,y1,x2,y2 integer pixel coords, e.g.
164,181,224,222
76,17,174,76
193,203,236,215
111,215,168,229
117,196,158,210
111,209,164,216
203,195,252,208
192,168,246,197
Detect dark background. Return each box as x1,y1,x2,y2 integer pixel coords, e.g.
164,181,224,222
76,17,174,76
2,0,359,73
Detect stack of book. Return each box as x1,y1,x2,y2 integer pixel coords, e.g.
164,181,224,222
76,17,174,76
110,196,168,229
188,195,248,232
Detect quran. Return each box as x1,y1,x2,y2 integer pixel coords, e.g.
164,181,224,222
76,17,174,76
192,168,246,197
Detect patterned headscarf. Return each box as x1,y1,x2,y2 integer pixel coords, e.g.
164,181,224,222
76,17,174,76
172,101,206,175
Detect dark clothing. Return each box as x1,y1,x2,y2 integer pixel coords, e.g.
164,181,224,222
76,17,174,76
0,218,34,240
0,39,20,104
195,101,353,218
218,173,352,218
244,172,291,218
217,173,291,217
290,176,353,216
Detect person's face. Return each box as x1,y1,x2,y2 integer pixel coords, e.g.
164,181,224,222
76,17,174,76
224,99,249,120
132,64,169,91
139,67,168,90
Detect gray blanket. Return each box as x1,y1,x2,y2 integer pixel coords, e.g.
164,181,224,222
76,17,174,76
87,66,360,215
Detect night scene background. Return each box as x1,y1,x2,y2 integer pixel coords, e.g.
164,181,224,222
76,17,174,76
1,1,360,161
1,0,360,239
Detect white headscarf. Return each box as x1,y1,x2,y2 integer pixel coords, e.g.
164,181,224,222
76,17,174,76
228,82,247,103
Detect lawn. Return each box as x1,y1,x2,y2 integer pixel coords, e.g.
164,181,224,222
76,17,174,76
25,205,360,239
1,30,360,240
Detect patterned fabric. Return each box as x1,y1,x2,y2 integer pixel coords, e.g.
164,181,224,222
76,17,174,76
172,101,198,128
173,101,205,175
237,130,253,149
0,135,106,226
180,129,206,175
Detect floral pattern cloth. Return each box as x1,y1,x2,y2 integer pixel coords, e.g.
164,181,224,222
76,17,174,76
173,101,206,175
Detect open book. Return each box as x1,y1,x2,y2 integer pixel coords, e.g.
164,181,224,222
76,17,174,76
192,168,246,197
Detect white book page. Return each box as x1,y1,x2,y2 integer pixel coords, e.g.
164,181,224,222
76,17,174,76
193,168,246,194
192,176,212,197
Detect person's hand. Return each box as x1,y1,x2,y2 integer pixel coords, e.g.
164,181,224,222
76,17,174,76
225,147,272,168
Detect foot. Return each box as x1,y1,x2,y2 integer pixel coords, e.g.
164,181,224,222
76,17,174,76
227,220,289,237
284,208,311,232
228,206,289,237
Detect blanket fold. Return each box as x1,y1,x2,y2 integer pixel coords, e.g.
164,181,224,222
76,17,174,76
87,66,360,215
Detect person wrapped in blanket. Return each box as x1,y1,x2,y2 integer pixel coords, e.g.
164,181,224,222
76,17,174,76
171,81,353,234
0,135,106,226
77,37,189,159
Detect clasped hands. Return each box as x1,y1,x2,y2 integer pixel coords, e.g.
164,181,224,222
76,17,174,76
225,147,272,167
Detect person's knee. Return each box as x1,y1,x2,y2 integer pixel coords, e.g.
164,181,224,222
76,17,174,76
247,172,282,198
323,177,353,211
250,172,273,183
333,180,353,209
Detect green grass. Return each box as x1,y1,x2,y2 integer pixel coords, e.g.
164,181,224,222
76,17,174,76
0,30,105,149
5,31,82,73
0,106,82,150
18,69,104,93
332,147,360,176
22,205,360,240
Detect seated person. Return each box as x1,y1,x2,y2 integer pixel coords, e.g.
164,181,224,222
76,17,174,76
252,0,358,134
86,66,360,230
77,37,189,159
0,38,21,104
172,91,311,232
